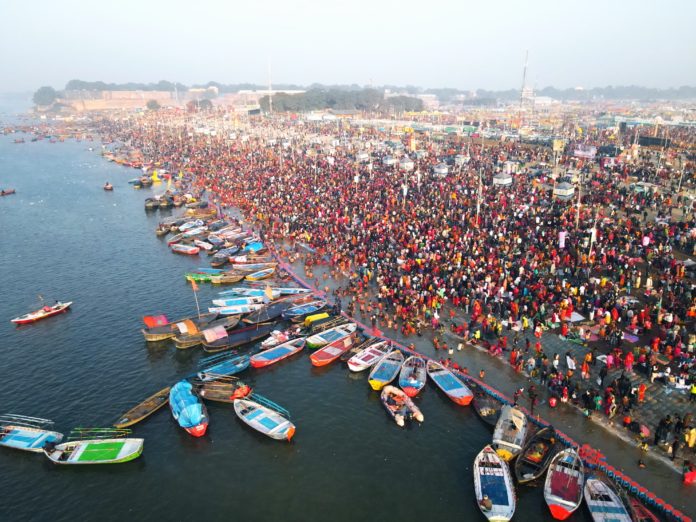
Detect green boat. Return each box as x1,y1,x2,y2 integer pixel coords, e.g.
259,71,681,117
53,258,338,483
44,438,144,465
185,272,215,283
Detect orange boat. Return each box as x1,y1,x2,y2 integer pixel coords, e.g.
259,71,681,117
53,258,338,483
309,335,354,367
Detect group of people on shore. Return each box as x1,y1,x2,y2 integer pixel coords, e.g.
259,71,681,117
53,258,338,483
94,112,696,469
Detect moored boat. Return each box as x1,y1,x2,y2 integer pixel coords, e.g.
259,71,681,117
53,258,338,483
347,340,391,372
514,427,560,484
242,299,299,324
425,360,474,406
626,495,660,522
173,316,240,349
208,303,264,316
492,405,528,461
250,337,306,368
211,296,264,307
171,243,200,255
398,355,427,397
11,301,73,325
141,312,218,342
368,349,404,391
44,436,144,465
113,387,171,428
209,272,245,285
306,322,357,349
244,267,276,281
544,448,585,520
584,476,631,522
0,415,63,453
473,445,516,522
281,300,327,321
192,375,251,403
309,335,354,367
380,385,424,427
472,386,503,427
198,354,250,380
169,381,209,437
234,395,295,441
202,322,277,353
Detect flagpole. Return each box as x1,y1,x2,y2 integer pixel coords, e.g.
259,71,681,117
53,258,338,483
191,282,201,319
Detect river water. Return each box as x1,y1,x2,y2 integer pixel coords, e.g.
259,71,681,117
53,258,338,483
0,118,689,521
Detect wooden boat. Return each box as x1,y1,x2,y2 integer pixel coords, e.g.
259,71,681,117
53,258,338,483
202,322,277,353
11,301,72,325
244,285,311,296
144,197,159,210
113,387,171,428
208,303,264,316
236,263,277,274
193,375,251,403
211,296,264,307
155,226,169,237
347,340,391,372
492,405,528,461
473,445,516,522
44,436,144,465
250,337,306,368
0,415,63,453
398,355,427,397
368,349,404,391
198,354,250,380
167,233,185,245
425,360,474,406
242,300,298,324
310,335,354,367
472,386,503,428
209,272,245,285
514,427,561,484
182,226,208,238
584,476,631,522
306,322,357,349
171,243,200,255
233,395,295,441
194,240,214,252
1,188,16,196
169,381,208,437
174,316,240,349
281,300,326,321
544,448,585,520
141,312,218,342
230,255,274,264
380,385,424,427
185,272,216,283
626,495,660,522
179,219,205,232
103,183,113,191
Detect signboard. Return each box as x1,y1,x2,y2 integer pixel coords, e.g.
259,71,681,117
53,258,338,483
552,139,565,152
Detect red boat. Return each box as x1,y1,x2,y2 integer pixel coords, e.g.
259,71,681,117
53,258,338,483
11,301,73,325
1,189,16,196
310,335,354,367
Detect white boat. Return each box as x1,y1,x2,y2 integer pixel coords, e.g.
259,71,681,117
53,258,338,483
306,322,357,349
544,448,584,520
347,340,391,372
208,304,264,315
368,349,404,391
44,438,144,465
0,415,63,453
473,445,516,522
233,398,295,441
584,476,631,522
492,405,528,461
211,296,264,307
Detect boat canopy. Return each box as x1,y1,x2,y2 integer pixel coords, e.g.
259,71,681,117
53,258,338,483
143,315,168,328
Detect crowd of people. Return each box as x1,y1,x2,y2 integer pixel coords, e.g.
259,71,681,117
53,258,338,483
94,110,696,472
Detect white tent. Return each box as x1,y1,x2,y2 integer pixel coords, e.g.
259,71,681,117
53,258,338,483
553,182,575,200
383,156,396,166
493,173,513,186
433,163,448,177
400,158,415,171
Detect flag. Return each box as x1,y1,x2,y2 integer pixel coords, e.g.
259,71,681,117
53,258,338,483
191,280,199,292
264,284,274,303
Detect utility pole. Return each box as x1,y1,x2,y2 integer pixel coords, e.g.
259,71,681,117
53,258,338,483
267,59,273,115
519,50,529,129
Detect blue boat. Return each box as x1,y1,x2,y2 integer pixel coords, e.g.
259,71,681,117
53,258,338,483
242,241,264,253
218,288,273,298
195,268,223,274
211,297,263,307
0,415,64,453
197,354,250,380
169,381,209,437
281,300,326,320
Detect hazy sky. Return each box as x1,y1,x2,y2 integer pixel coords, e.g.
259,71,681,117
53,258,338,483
1,0,695,92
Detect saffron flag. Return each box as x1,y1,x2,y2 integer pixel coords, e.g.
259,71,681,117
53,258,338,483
264,284,274,303
191,280,199,292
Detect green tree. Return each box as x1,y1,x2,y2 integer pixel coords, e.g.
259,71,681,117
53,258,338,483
33,86,57,106
198,99,213,111
146,99,161,110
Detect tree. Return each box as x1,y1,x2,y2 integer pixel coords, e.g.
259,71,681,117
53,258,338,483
198,99,213,111
33,86,57,106
146,99,161,110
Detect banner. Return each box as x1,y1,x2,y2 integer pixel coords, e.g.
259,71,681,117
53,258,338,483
573,145,596,159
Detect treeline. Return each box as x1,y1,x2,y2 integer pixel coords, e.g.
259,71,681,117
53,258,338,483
258,89,423,112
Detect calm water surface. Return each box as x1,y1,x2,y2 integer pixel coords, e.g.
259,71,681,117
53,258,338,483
0,132,650,522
